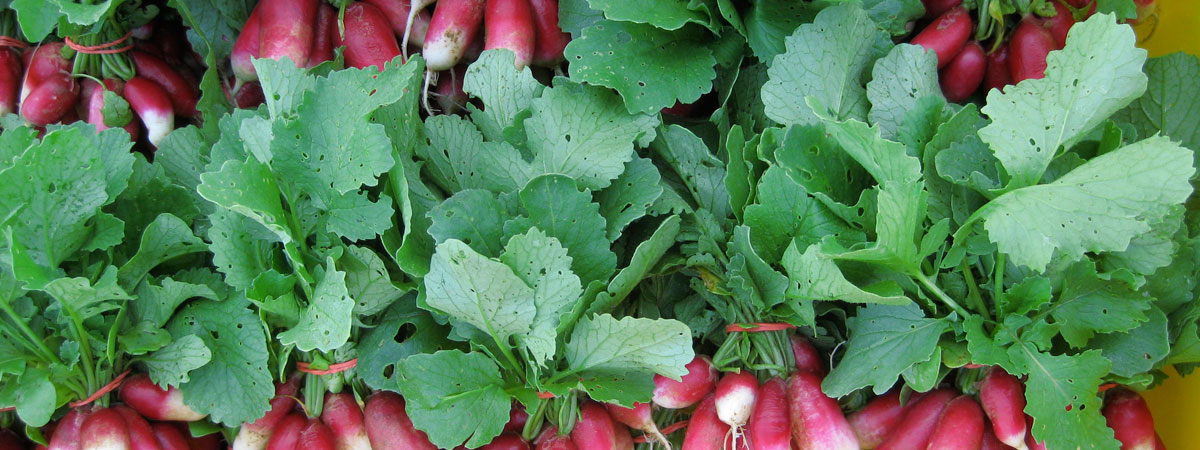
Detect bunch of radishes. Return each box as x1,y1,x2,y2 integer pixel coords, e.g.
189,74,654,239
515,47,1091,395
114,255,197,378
911,0,1154,103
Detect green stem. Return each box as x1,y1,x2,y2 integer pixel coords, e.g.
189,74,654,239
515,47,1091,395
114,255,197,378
0,301,60,365
70,315,97,393
994,254,1006,318
959,259,992,321
913,272,970,318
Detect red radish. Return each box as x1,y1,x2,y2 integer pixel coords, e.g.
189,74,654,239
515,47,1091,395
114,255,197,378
363,0,432,45
922,0,963,18
306,3,338,68
266,413,307,450
0,429,23,450
483,433,532,450
130,51,199,117
235,82,266,109
257,0,319,67
231,7,262,83
1153,434,1165,450
299,419,337,450
363,392,437,450
408,10,433,47
680,395,730,450
979,367,1027,450
172,423,221,450
979,427,1006,450
528,0,569,67
939,41,986,103
876,389,957,450
130,23,154,40
613,424,634,450
983,44,1011,93
49,408,92,450
20,72,78,126
653,355,719,409
434,65,467,114
786,371,859,450
81,78,139,140
0,48,20,116
79,408,132,450
113,406,161,450
1044,1,1075,48
232,376,300,450
483,0,535,69
926,396,985,450
1129,0,1156,25
606,403,668,449
120,374,206,422
571,401,624,450
151,423,191,450
19,42,71,107
321,391,372,450
504,402,529,433
910,7,973,69
536,428,579,450
1103,388,1158,450
422,0,486,71
745,377,788,450
714,370,758,438
1007,16,1057,83
339,2,403,70
790,335,826,377
848,390,905,450
1065,0,1097,16
123,76,175,146
1024,416,1046,450
661,101,696,117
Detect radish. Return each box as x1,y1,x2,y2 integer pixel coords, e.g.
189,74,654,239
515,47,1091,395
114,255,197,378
306,3,338,68
363,391,437,450
979,427,1005,450
231,7,262,83
605,403,669,449
434,65,466,114
112,406,161,450
266,413,307,450
232,376,300,450
235,82,266,109
790,335,826,377
714,371,758,439
151,423,191,450
483,433,532,450
1023,416,1046,450
80,408,132,450
745,377,788,450
120,374,206,422
1065,0,1097,16
81,78,139,140
49,408,93,450
130,51,199,117
926,396,985,450
527,0,569,67
653,355,719,409
681,394,730,450
1103,388,1158,450
536,428,578,450
910,7,973,69
0,429,23,450
0,48,20,116
422,0,486,71
321,391,372,450
19,42,71,107
983,44,1011,93
876,389,957,450
613,424,633,450
363,0,432,46
339,2,403,70
172,423,221,450
130,23,154,40
505,402,529,433
1129,0,1155,25
257,0,319,67
921,0,963,19
1007,15,1056,83
483,0,535,69
787,371,859,450
1044,1,1075,48
571,401,625,450
979,367,1027,450
848,390,905,450
300,419,337,450
939,41,985,103
123,76,175,146
407,10,433,47
20,72,78,126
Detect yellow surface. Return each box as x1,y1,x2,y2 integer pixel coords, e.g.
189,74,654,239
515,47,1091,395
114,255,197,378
1136,1,1200,448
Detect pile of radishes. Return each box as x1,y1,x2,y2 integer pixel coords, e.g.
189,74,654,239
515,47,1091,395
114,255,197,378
911,0,1154,103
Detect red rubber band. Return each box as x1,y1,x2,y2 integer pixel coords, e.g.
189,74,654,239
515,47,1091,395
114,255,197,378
296,358,358,376
0,36,27,49
963,363,985,369
64,32,133,54
632,420,690,443
536,391,556,399
725,322,796,333
1098,383,1118,392
65,369,133,408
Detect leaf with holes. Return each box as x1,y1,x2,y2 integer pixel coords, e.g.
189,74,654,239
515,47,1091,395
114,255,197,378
277,258,355,352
